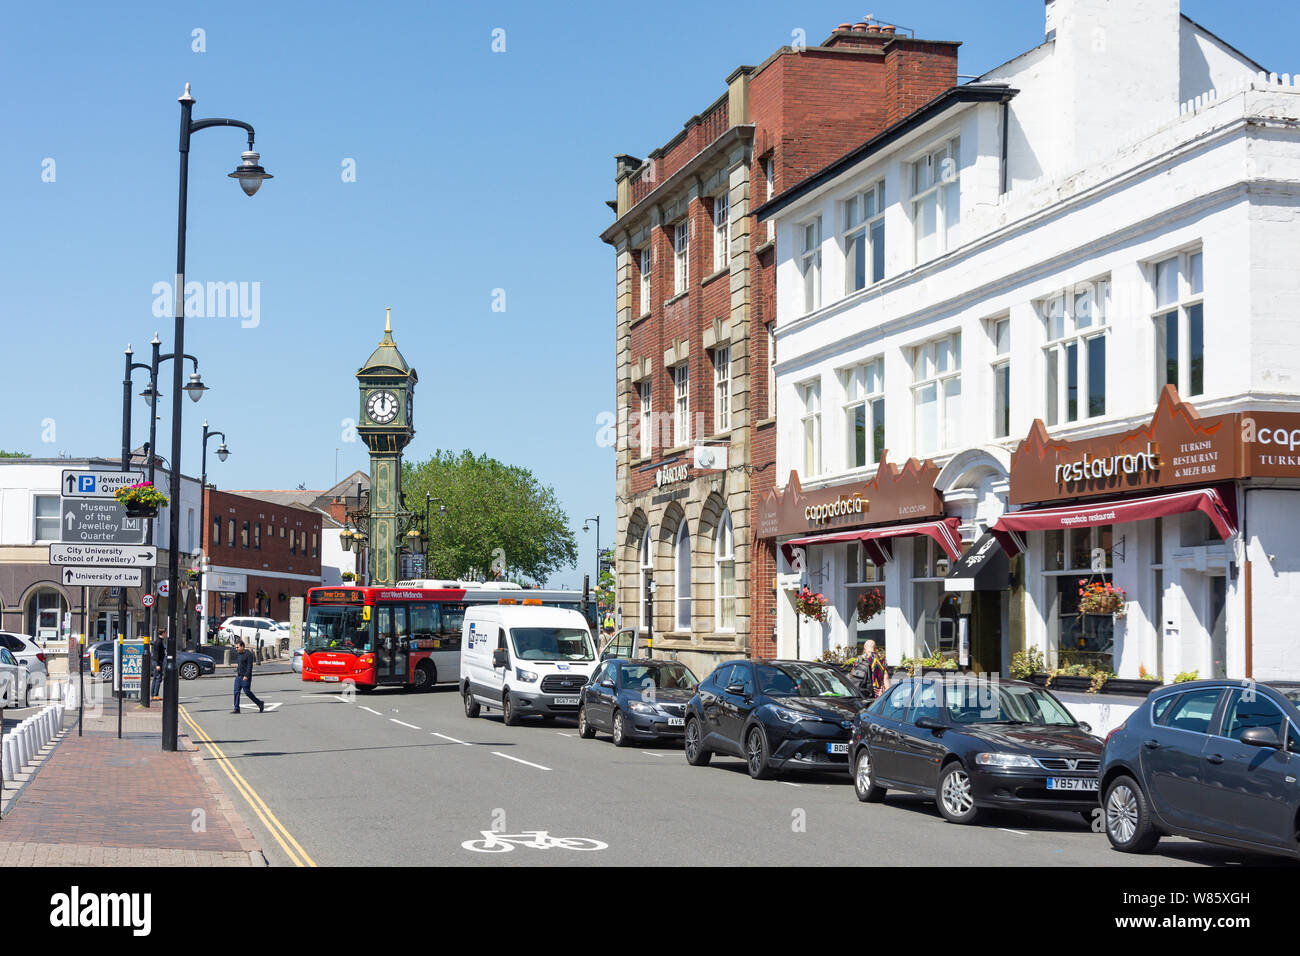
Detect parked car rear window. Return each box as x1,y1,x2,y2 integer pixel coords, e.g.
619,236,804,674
1161,689,1223,734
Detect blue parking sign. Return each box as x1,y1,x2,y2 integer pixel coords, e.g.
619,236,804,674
79,475,96,493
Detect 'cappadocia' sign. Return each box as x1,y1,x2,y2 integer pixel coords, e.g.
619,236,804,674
757,452,944,538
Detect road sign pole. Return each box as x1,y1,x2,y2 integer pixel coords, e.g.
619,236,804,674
116,637,122,740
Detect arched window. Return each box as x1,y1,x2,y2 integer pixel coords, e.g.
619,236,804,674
675,522,691,631
26,587,67,642
638,527,652,633
715,510,736,631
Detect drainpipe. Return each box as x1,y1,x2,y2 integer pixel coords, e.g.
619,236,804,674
1000,100,1010,196
1241,486,1253,679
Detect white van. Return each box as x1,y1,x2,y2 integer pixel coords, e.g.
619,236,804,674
460,604,599,725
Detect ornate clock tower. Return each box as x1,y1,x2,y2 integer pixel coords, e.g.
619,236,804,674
356,309,417,586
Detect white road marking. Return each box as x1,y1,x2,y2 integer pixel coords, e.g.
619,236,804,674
432,732,471,746
640,751,666,757
390,719,420,730
330,695,352,703
779,781,800,788
359,706,381,716
263,702,283,712
490,751,551,771
555,732,576,737
999,828,1028,836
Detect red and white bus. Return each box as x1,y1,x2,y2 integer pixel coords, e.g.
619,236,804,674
302,581,597,691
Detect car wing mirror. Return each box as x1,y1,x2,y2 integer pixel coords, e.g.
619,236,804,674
492,648,509,669
600,678,615,688
1241,726,1281,749
725,682,746,695
1078,721,1092,733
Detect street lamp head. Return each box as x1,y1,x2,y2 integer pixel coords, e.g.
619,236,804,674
184,372,209,403
140,383,161,407
583,523,590,533
216,442,230,462
228,149,273,197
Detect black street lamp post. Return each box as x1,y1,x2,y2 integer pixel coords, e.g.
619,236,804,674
583,515,602,586
162,84,271,752
120,344,154,704
198,420,229,643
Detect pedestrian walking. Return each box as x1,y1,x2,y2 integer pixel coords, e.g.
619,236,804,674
232,639,264,714
150,631,165,701
850,639,891,699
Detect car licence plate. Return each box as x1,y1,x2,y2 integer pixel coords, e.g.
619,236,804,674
1046,777,1098,791
321,675,340,682
668,717,685,727
554,696,580,706
827,742,849,754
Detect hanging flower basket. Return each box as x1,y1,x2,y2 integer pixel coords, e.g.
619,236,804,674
795,587,828,623
1077,579,1126,616
115,481,167,517
856,589,885,621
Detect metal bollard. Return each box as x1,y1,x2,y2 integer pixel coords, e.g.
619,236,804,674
2,735,12,781
15,722,29,769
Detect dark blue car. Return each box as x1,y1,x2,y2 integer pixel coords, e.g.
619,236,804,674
579,658,699,746
1100,678,1300,859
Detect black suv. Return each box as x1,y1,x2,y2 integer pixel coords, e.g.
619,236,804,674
1100,678,1300,858
684,659,864,779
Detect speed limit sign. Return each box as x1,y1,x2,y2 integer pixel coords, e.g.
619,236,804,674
142,593,156,608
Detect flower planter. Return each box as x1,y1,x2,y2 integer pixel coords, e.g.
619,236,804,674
1101,678,1162,697
1045,675,1094,692
1024,672,1049,687
124,504,158,518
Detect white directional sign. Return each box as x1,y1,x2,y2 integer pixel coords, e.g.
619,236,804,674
61,567,144,588
61,470,146,500
60,499,146,545
48,543,158,568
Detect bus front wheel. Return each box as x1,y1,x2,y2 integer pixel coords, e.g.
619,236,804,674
413,662,435,691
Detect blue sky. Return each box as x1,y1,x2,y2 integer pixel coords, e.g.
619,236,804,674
1,1,1293,588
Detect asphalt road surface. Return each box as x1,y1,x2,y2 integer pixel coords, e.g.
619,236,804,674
178,670,1289,867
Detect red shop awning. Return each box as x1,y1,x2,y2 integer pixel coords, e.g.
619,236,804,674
782,517,963,567
991,487,1237,557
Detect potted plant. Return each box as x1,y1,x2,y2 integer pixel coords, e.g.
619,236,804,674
855,589,885,622
341,571,356,582
1010,646,1047,685
1077,579,1126,617
114,481,168,517
795,587,828,623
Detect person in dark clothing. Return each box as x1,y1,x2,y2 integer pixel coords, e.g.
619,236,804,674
232,639,264,713
150,632,166,701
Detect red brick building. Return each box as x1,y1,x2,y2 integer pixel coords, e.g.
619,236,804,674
199,488,322,633
600,20,957,672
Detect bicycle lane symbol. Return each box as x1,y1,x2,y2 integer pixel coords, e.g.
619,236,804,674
461,830,608,853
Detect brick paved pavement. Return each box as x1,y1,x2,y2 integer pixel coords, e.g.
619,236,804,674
0,699,266,866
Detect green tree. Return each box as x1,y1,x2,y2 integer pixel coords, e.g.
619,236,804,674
402,450,578,584
0,450,31,458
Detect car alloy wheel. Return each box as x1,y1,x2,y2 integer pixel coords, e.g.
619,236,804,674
578,705,596,739
684,717,711,766
179,662,199,681
613,711,630,747
937,763,982,824
746,726,773,780
854,748,886,803
1103,776,1160,852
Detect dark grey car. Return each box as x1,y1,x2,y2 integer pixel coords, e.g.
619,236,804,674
1100,678,1300,858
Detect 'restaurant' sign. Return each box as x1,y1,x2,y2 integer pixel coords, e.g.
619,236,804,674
1011,385,1300,505
757,453,944,538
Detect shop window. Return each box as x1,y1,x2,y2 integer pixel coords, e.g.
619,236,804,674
638,527,652,634
846,542,885,652
1042,525,1115,672
911,538,956,659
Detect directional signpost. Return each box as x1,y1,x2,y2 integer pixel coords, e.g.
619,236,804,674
61,470,145,499
61,499,146,545
62,567,144,588
49,543,158,568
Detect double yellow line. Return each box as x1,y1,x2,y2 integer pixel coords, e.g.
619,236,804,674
180,705,316,867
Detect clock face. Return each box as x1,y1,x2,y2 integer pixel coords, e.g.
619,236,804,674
366,389,399,425
406,390,413,428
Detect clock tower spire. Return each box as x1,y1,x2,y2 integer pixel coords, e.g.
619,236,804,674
356,308,417,586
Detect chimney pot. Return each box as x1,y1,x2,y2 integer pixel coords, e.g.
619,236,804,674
837,22,852,31
866,24,881,33
880,24,896,35
852,21,867,32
